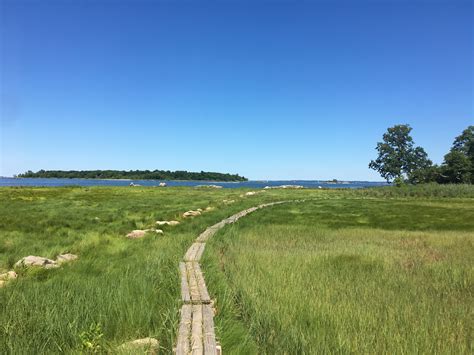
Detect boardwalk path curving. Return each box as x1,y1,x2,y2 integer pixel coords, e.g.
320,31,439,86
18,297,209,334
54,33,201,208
175,201,293,354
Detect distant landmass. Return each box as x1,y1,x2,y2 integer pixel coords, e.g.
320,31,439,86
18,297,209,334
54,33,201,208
16,170,248,182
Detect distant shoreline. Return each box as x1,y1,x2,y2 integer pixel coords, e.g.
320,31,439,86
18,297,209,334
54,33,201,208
9,177,244,183
4,177,387,184
14,170,248,182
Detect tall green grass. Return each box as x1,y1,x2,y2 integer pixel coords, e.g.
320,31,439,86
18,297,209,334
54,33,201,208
0,186,298,353
1,185,473,353
353,183,474,198
204,198,474,354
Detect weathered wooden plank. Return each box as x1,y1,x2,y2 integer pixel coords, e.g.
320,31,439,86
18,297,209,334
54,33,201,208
196,230,209,243
191,304,203,355
176,304,192,355
186,262,201,302
224,217,234,224
175,201,298,354
202,305,217,355
213,221,226,229
194,263,210,303
197,227,218,242
184,243,199,261
194,243,205,261
179,262,191,303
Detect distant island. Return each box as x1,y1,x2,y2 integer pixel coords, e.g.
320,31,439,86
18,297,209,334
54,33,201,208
16,170,248,182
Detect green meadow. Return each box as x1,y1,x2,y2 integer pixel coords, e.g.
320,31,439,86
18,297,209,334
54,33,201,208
0,186,473,353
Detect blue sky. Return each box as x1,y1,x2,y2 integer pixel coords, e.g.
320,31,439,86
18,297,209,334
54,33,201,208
1,0,472,180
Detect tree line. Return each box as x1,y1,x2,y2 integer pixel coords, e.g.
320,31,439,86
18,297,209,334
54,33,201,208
369,124,473,184
16,169,248,182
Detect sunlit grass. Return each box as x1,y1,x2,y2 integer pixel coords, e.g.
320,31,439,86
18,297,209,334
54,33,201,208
1,186,473,353
0,186,301,353
204,198,474,354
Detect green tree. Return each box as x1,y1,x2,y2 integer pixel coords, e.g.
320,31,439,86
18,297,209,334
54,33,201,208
440,150,471,183
369,124,432,183
440,126,473,183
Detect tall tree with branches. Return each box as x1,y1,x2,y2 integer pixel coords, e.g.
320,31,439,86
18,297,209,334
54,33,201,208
369,124,432,183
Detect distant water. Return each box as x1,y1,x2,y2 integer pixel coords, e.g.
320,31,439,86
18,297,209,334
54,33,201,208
0,177,388,189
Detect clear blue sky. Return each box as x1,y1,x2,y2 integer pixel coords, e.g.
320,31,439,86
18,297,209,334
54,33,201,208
1,0,472,180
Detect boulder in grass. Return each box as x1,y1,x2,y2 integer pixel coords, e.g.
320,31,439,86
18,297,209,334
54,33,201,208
158,182,167,187
56,253,78,265
0,271,17,281
126,230,147,239
127,229,163,238
183,210,201,218
204,206,215,212
118,337,159,354
156,220,180,226
0,280,5,288
14,255,58,269
264,185,304,189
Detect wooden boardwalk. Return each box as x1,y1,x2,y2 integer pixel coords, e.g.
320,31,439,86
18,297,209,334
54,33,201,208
175,201,290,354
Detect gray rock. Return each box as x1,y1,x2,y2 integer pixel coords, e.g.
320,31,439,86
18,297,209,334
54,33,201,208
156,220,180,226
14,255,58,269
183,210,201,218
127,229,163,238
126,230,147,239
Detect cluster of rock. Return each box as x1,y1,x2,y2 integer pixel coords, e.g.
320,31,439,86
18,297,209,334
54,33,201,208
15,255,58,269
130,182,167,187
127,220,185,239
183,210,202,218
264,185,305,189
194,185,222,189
14,254,78,269
1,253,78,288
183,206,214,218
126,206,215,238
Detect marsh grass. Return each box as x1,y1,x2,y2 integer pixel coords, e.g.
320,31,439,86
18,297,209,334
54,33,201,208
204,198,474,354
0,186,297,353
352,183,474,198
1,186,473,353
